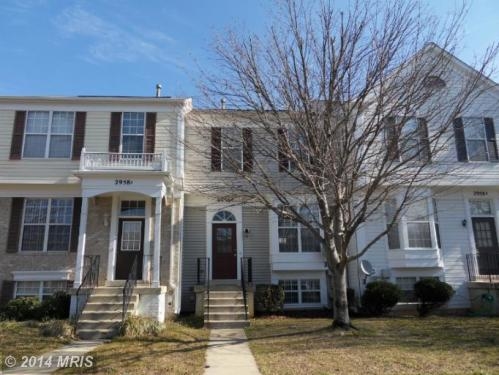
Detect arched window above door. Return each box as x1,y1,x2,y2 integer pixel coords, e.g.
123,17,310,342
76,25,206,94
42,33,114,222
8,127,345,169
212,210,236,222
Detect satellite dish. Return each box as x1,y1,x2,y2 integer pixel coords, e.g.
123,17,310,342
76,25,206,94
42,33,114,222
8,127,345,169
360,260,376,284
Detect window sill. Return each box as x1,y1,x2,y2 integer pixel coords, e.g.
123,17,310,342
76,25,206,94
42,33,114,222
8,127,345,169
15,251,73,255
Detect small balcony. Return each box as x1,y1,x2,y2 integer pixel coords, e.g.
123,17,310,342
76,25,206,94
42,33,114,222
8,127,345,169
466,253,499,282
79,148,168,172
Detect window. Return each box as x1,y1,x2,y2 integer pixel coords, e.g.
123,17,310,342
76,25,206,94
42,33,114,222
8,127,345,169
221,128,242,172
279,279,321,304
278,206,321,252
23,111,74,158
21,198,73,251
122,112,145,153
385,198,437,250
15,280,67,301
395,277,417,302
385,117,430,162
120,200,145,216
432,199,441,249
406,201,432,248
455,117,498,162
213,210,236,222
469,199,492,215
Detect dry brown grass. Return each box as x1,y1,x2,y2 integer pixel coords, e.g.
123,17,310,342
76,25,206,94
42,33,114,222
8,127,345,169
57,315,209,375
0,320,70,370
245,315,499,375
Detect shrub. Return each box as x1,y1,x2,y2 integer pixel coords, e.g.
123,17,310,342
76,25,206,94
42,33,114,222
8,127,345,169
255,284,284,314
39,319,73,338
121,314,164,337
414,278,454,317
361,280,401,316
39,292,71,320
0,297,42,321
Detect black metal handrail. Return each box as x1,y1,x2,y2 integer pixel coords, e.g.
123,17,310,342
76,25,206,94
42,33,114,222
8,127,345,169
466,253,499,283
240,257,252,320
197,257,210,322
74,255,100,328
122,255,138,323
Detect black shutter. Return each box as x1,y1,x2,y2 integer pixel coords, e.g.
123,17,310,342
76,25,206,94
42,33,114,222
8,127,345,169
72,112,86,160
10,111,26,160
243,128,253,172
7,198,24,253
453,118,467,162
145,112,156,154
484,117,498,161
211,127,222,171
109,112,122,153
385,117,400,160
0,280,15,306
417,118,431,162
277,128,288,172
70,198,82,252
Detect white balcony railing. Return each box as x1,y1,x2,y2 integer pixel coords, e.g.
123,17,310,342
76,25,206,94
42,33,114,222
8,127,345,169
80,148,168,172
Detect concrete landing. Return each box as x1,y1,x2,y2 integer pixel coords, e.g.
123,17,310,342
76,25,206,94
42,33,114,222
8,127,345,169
204,329,261,375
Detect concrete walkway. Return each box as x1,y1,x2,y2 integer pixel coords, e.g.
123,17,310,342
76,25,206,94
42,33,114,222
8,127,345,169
2,340,103,374
204,329,262,375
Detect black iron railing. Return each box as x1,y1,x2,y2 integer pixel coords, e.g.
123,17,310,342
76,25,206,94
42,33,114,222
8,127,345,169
466,253,499,282
122,255,138,323
197,257,210,321
240,257,253,320
74,255,100,328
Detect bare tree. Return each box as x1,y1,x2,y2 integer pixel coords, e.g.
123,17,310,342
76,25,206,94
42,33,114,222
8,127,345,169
188,0,498,328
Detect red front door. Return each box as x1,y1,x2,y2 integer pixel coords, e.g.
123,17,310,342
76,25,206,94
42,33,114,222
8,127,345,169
212,223,237,279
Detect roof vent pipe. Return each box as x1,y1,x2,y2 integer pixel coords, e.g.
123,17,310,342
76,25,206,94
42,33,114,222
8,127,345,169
155,83,162,97
220,98,226,109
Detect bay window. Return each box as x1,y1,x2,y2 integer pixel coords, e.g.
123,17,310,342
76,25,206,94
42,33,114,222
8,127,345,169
278,205,321,252
23,111,74,158
21,198,73,251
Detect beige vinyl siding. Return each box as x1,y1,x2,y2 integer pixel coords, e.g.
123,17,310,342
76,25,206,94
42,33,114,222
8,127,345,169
155,112,178,177
83,111,110,152
181,206,206,312
242,207,271,284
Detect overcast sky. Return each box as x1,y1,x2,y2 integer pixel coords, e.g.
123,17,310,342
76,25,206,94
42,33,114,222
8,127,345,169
0,0,497,104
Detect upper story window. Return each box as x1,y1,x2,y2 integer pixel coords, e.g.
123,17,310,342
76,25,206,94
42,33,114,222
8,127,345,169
385,198,440,250
23,111,74,158
211,127,253,172
454,117,498,162
278,205,321,253
122,112,145,153
385,117,430,162
21,198,73,252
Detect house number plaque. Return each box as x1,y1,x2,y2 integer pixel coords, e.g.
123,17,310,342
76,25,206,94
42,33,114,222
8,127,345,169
115,179,134,185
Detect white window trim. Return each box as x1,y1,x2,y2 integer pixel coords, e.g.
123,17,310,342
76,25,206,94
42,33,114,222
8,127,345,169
19,198,74,252
14,280,68,301
271,271,327,308
22,111,75,159
385,196,439,251
205,205,243,280
276,205,322,253
120,112,146,154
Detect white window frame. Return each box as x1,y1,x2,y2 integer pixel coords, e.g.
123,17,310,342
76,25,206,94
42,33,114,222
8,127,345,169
221,127,243,172
19,198,74,252
22,111,75,159
14,280,67,301
121,112,146,154
278,278,322,306
277,205,321,253
385,197,439,250
463,117,491,162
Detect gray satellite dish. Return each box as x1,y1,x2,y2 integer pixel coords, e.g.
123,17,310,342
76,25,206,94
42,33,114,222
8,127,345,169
360,260,376,284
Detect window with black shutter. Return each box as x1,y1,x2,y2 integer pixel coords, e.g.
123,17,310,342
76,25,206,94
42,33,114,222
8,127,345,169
454,117,498,162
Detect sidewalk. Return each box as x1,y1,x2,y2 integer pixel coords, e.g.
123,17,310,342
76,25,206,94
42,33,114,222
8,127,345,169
2,340,103,374
204,329,261,375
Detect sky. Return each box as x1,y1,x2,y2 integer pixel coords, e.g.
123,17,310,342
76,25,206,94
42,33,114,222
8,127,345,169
0,0,498,105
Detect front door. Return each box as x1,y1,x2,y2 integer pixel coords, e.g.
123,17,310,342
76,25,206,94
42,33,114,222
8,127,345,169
212,223,237,279
115,218,144,280
472,217,499,275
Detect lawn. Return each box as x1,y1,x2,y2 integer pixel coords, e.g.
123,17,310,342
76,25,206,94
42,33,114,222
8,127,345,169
245,315,499,375
0,320,71,370
58,316,209,375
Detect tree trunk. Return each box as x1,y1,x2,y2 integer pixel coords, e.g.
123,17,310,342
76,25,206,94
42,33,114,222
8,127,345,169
331,264,351,329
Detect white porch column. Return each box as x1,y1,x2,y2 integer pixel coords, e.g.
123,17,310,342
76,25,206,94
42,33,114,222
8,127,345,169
74,197,89,288
152,196,162,288
107,194,119,282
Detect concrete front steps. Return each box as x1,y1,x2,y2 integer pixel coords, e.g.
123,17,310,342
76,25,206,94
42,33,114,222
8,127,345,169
204,284,249,329
76,285,138,340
